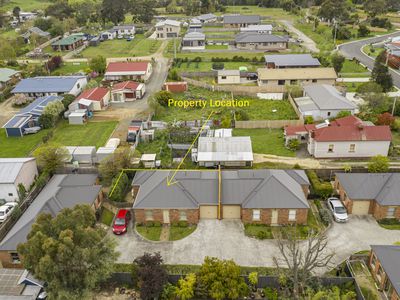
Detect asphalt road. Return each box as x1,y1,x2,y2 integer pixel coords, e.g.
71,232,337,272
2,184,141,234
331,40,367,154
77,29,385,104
338,31,400,88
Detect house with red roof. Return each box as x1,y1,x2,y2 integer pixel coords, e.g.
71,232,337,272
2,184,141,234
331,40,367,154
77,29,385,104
111,81,146,102
285,115,392,158
104,61,152,81
74,87,110,111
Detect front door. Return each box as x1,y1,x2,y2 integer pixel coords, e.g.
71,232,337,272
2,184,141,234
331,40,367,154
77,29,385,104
271,209,278,225
163,210,170,224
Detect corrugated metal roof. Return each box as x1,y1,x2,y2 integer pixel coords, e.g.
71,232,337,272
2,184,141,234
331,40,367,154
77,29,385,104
264,54,321,67
258,67,337,80
0,68,20,83
0,174,100,251
19,95,62,116
12,76,85,94
302,84,356,110
241,24,273,32
218,70,240,76
224,15,260,24
0,158,35,183
197,137,253,162
235,32,288,43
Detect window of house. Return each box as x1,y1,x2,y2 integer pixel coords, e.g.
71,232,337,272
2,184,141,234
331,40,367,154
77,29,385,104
327,112,331,117
278,80,286,85
312,79,317,83
145,210,153,221
8,193,13,197
349,144,356,152
288,209,297,221
328,144,334,152
253,209,261,220
387,207,396,218
77,83,80,89
180,210,187,221
10,252,20,263
221,76,227,79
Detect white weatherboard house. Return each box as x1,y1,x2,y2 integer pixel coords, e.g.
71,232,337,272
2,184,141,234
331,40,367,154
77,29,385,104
0,158,38,202
294,84,358,120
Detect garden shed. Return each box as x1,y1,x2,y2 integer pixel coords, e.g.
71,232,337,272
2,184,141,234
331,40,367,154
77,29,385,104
72,146,96,164
96,147,116,163
105,138,120,148
68,111,87,125
141,154,156,168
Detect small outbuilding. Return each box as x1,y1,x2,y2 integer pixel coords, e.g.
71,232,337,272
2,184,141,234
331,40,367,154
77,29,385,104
68,110,87,125
141,154,157,168
71,146,96,164
96,147,116,163
217,70,241,84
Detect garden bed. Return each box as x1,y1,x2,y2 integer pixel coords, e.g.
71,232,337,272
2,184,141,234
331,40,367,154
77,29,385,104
377,218,400,230
348,260,380,300
136,223,162,241
169,224,197,241
99,208,115,226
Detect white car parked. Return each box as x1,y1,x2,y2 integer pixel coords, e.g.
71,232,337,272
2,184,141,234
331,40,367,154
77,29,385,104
327,197,349,223
0,202,18,223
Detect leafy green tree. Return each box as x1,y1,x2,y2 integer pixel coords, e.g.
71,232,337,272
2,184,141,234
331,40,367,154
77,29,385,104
368,155,389,173
248,272,258,288
176,273,197,300
45,0,74,20
17,205,118,299
0,40,16,60
372,57,393,92
363,0,387,17
131,0,157,23
43,100,65,117
62,94,76,109
33,143,69,174
134,252,168,300
356,81,383,94
39,113,57,129
101,0,128,25
197,257,248,300
154,90,173,107
335,110,352,119
12,6,20,23
34,17,54,31
108,172,129,202
161,283,177,300
98,149,130,185
318,0,349,22
89,55,107,74
331,53,345,73
70,0,100,25
358,24,370,37
334,25,352,40
48,20,64,37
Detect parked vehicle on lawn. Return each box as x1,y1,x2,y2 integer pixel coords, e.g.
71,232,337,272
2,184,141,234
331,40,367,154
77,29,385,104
112,209,131,235
327,197,348,223
0,202,18,223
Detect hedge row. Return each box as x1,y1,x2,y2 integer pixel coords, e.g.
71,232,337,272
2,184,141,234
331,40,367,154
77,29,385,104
306,170,333,198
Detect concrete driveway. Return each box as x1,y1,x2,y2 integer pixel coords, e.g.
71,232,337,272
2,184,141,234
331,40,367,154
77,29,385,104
113,216,400,273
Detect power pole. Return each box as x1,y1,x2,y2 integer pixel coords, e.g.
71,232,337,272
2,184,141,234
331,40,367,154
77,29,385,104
333,21,338,46
173,38,176,60
392,97,398,115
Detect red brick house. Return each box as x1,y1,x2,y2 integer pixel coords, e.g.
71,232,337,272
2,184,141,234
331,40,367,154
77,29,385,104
0,174,102,268
369,245,400,300
334,173,400,219
132,170,310,225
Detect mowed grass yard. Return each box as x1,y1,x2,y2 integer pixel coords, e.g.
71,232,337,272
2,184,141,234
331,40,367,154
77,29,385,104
80,35,162,58
0,120,118,157
233,128,296,157
1,0,52,10
172,61,262,72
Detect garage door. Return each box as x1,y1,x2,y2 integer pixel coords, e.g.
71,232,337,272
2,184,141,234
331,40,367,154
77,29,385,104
200,205,218,219
222,205,241,219
352,201,370,215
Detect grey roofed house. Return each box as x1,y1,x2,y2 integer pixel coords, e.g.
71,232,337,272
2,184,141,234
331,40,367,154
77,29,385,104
21,26,50,39
335,173,400,205
0,158,35,184
197,136,253,163
240,24,273,32
0,268,44,299
182,31,205,41
296,84,356,111
370,245,400,295
265,54,321,68
0,174,101,251
235,32,288,43
217,70,240,76
112,25,135,30
132,170,310,209
155,19,181,27
223,15,260,24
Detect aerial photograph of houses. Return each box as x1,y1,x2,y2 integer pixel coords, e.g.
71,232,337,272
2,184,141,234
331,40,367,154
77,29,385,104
0,0,400,299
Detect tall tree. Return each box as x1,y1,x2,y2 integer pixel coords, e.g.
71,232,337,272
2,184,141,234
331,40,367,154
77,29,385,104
134,252,168,300
45,0,74,20
12,6,20,23
331,53,345,73
70,0,100,26
372,54,393,92
101,0,128,25
273,230,334,300
33,143,69,174
318,0,349,22
368,155,389,172
131,0,157,23
17,205,119,300
89,55,107,74
197,257,248,300
363,0,387,17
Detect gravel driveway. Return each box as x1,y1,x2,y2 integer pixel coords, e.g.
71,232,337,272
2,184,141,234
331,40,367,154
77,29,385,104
113,216,400,273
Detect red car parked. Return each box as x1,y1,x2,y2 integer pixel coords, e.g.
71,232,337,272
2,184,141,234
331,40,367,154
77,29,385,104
112,209,131,235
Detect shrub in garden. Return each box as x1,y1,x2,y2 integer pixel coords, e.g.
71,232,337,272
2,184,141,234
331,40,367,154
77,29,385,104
306,170,333,198
178,221,188,227
257,230,269,239
212,62,224,70
319,208,331,226
378,218,400,225
287,139,300,151
264,287,278,300
108,173,130,202
368,155,389,173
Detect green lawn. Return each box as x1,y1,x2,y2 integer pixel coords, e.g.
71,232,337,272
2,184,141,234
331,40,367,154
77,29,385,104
169,225,197,241
339,60,370,77
51,121,118,148
338,82,365,92
233,128,296,157
363,44,382,58
391,130,400,146
0,129,49,157
100,208,115,226
1,0,52,10
153,86,297,122
136,224,162,241
172,61,261,72
205,44,229,50
80,35,162,58
244,224,273,239
52,62,89,75
378,219,400,230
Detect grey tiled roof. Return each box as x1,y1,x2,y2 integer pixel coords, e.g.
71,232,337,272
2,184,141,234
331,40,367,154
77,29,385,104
224,15,260,24
264,54,321,67
235,32,288,43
